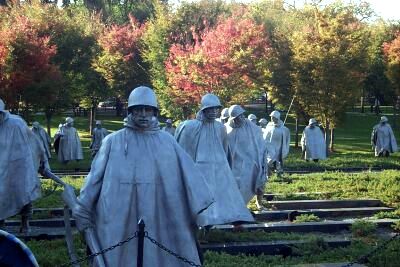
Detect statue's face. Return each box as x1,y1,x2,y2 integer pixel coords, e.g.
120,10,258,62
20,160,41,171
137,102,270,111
271,116,279,124
66,122,73,127
96,124,101,129
203,107,220,121
131,105,156,128
234,114,246,126
310,123,315,129
251,119,257,124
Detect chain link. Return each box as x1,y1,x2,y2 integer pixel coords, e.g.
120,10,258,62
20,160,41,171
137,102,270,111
59,231,138,267
342,233,400,267
145,232,202,267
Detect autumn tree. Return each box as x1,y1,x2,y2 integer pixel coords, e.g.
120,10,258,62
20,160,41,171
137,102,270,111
142,0,230,119
0,4,61,126
164,11,272,119
290,2,370,152
383,31,400,97
94,14,148,117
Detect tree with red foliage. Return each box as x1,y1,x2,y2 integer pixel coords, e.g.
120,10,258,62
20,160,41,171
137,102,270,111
165,13,272,118
94,14,149,100
0,13,61,119
383,32,400,96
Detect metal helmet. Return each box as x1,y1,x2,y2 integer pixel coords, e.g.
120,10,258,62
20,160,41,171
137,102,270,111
259,118,268,126
220,108,229,119
308,118,317,126
128,86,158,109
32,121,40,127
228,105,245,119
65,117,74,124
269,110,281,120
380,116,388,123
200,93,221,111
248,114,257,120
166,119,172,124
95,120,102,125
0,99,5,112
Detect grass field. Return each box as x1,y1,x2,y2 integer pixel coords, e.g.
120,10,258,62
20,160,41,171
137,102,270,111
19,110,400,266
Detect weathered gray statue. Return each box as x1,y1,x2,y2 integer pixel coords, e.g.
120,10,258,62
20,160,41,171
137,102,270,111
259,118,268,129
0,99,41,232
301,118,327,162
90,120,109,158
248,114,257,124
71,86,214,266
162,119,175,136
225,105,267,208
371,116,398,157
57,117,83,163
175,93,254,226
217,107,229,124
263,110,290,176
31,121,52,159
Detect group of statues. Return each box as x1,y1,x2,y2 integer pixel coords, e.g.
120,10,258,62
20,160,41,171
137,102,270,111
0,86,398,266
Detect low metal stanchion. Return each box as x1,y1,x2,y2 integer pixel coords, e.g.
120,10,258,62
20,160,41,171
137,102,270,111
137,219,145,267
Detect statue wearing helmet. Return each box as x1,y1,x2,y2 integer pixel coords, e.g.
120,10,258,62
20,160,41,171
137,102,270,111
371,116,398,157
90,120,109,158
225,105,267,210
301,118,327,162
56,117,83,164
263,110,290,177
71,86,214,266
31,121,52,160
0,98,41,232
247,114,257,124
175,94,254,226
162,119,175,136
216,107,229,124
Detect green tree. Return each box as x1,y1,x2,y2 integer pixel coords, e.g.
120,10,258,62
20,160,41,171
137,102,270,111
290,2,370,152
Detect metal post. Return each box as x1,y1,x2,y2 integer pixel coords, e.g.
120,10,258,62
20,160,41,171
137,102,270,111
137,219,145,267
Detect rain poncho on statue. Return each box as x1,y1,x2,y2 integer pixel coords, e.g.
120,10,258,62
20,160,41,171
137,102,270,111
73,86,214,267
31,121,52,159
301,118,326,160
225,105,266,204
371,116,398,157
175,93,254,226
263,110,290,166
0,99,40,221
90,120,109,157
57,117,83,163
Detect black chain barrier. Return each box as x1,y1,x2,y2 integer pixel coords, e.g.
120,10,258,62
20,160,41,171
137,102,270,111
59,231,138,267
144,232,202,267
342,232,400,267
59,230,201,267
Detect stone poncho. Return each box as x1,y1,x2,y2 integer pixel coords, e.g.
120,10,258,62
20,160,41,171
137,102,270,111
301,126,327,160
225,119,266,204
32,125,52,159
175,113,254,226
57,125,83,162
0,112,40,220
371,123,398,156
263,120,290,166
74,121,214,267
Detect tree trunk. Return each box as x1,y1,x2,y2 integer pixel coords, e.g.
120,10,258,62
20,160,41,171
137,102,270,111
294,117,299,148
45,109,53,137
89,105,96,135
360,96,364,113
330,128,335,152
265,91,269,115
324,119,330,157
